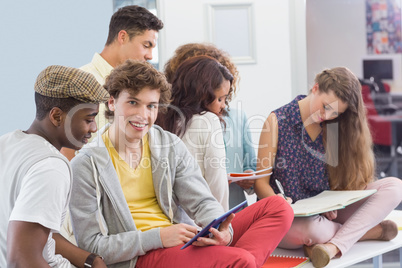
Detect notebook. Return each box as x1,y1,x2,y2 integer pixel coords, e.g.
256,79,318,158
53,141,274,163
262,255,309,268
291,189,377,217
227,167,272,182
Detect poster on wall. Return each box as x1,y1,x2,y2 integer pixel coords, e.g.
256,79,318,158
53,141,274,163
366,0,402,54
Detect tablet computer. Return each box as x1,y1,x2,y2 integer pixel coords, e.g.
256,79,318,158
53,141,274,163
180,200,247,250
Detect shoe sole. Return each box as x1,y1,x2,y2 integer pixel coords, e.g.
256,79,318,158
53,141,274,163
311,245,331,268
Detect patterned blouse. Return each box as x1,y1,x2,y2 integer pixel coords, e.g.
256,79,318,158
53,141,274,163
269,95,330,202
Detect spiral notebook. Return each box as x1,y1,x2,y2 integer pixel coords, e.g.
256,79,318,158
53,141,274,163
227,167,273,182
262,254,309,268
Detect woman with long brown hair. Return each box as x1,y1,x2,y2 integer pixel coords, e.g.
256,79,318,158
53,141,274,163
255,67,402,267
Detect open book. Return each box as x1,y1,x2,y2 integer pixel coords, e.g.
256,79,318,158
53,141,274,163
291,189,377,217
262,255,309,268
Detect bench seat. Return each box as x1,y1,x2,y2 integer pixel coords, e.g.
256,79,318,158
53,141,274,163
271,231,402,267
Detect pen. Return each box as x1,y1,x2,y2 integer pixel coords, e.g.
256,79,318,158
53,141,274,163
275,179,287,199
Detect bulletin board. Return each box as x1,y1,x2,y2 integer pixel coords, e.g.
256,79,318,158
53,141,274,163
366,0,402,54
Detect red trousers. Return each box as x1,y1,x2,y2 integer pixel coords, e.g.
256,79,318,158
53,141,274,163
136,196,293,268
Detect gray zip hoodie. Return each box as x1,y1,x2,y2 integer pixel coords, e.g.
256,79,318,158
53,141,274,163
69,125,227,268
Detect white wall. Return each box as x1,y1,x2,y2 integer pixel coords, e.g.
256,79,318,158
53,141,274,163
307,0,366,86
306,0,402,91
160,0,294,147
0,0,112,135
0,0,295,144
289,0,308,97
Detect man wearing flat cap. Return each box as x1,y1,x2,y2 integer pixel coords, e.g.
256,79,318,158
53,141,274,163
0,65,108,268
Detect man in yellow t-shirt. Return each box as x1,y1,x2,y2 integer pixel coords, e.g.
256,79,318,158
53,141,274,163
61,5,163,160
103,131,172,231
69,59,293,268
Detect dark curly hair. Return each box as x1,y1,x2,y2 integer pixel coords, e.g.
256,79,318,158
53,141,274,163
35,93,83,120
164,43,239,100
158,55,233,137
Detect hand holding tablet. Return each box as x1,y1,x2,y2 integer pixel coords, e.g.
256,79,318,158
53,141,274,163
180,200,248,250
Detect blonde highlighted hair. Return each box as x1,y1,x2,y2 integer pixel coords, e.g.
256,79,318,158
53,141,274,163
316,67,375,190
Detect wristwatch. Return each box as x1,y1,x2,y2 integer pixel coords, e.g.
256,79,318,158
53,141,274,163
84,253,103,267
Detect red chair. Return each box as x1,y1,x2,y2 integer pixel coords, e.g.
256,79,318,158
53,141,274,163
362,84,392,146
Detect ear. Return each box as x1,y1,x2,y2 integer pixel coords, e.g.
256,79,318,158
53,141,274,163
48,107,65,127
108,96,116,111
312,83,320,95
117,30,128,45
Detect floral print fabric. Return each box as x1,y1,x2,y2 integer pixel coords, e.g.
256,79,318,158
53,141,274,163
269,95,330,202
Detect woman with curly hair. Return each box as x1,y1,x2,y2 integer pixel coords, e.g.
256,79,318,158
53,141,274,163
158,55,234,211
254,67,402,267
160,43,257,211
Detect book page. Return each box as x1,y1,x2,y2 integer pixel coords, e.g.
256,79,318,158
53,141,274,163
291,189,377,217
227,167,272,182
227,172,270,182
